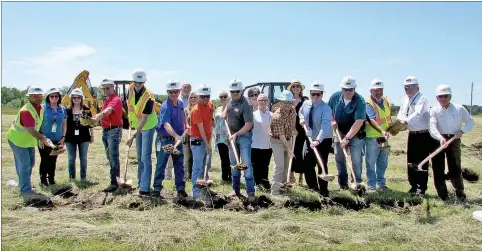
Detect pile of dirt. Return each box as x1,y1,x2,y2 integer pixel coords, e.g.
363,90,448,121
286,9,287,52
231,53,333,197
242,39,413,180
390,149,406,156
51,192,115,210
173,194,273,212
472,142,482,149
284,196,369,211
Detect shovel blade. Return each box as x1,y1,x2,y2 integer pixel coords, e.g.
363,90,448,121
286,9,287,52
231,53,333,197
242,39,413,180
318,174,335,182
408,163,428,172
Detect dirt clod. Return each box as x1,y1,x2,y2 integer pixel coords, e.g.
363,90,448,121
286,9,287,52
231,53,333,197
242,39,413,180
53,186,77,199
390,150,406,156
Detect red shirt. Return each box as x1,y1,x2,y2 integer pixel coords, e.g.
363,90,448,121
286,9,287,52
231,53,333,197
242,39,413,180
20,103,42,128
101,94,123,128
190,102,214,141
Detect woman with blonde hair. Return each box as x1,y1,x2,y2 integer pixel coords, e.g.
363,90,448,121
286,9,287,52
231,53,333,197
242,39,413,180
65,88,94,180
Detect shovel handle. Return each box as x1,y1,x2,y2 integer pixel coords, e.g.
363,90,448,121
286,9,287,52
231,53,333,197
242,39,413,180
335,128,358,184
417,136,457,169
173,129,188,149
302,124,328,176
286,136,296,182
224,119,241,164
123,126,132,181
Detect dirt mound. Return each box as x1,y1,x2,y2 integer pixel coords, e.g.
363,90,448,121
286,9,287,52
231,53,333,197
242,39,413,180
51,192,115,210
53,186,77,199
173,194,273,212
284,196,369,211
390,149,406,156
472,142,482,149
24,197,54,209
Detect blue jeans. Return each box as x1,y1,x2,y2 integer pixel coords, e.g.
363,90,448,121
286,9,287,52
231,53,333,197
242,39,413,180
190,137,208,197
227,131,255,196
364,138,389,188
136,128,155,192
8,140,35,193
153,134,185,192
101,127,122,185
66,141,90,180
334,136,364,187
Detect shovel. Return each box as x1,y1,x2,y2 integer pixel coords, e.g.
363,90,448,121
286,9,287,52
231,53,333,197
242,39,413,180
196,149,214,189
162,129,188,155
117,127,133,189
303,124,336,182
335,128,366,196
408,137,457,172
224,119,248,171
281,137,297,189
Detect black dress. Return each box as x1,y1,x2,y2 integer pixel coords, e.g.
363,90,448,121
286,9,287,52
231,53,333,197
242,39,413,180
292,96,309,173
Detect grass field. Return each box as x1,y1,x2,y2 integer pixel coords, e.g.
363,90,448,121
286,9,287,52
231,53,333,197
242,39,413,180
2,113,482,251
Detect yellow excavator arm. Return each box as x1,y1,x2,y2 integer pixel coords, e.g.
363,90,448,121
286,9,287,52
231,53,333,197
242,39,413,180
61,70,101,116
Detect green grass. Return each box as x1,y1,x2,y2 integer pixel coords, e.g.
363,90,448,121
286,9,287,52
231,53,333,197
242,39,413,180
2,113,482,251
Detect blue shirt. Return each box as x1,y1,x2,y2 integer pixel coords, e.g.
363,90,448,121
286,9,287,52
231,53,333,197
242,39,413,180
366,97,384,119
328,91,366,135
156,99,185,137
299,100,333,141
40,103,67,141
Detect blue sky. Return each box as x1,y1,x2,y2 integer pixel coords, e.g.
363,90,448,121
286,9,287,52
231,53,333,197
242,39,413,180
2,1,482,105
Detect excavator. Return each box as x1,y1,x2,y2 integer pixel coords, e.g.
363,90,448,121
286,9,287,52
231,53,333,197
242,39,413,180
61,70,161,129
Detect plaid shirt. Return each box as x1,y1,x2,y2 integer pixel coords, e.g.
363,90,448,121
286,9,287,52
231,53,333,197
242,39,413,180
269,106,296,139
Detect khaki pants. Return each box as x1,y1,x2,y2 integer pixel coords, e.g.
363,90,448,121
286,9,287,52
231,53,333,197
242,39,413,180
164,157,174,179
270,138,289,194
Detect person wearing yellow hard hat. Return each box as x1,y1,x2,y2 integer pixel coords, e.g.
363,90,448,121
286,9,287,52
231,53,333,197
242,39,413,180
7,86,52,197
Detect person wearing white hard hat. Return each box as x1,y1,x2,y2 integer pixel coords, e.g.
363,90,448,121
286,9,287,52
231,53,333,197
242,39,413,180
125,69,158,196
225,78,256,202
38,87,67,186
328,76,366,190
299,81,333,196
7,86,52,197
153,79,188,198
429,84,474,201
190,84,215,199
93,79,124,193
269,90,297,196
65,88,94,181
396,76,436,196
364,79,393,191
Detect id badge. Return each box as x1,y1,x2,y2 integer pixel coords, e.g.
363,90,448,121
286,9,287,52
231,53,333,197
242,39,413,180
75,129,79,136
156,142,161,152
51,123,57,133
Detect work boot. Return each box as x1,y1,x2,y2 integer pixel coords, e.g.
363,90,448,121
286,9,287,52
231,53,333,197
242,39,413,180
103,184,119,193
456,191,467,201
139,191,151,197
151,191,161,198
177,190,188,198
248,194,256,204
229,190,241,197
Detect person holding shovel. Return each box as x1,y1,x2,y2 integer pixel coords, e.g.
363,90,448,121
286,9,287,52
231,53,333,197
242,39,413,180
269,90,297,196
125,69,157,196
225,78,256,202
364,79,392,191
429,84,474,201
153,79,188,198
7,86,52,197
299,81,333,196
328,76,366,190
396,76,436,196
190,84,215,200
92,79,124,193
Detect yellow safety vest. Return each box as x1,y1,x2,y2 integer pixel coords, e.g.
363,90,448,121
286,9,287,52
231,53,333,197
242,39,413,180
365,97,391,138
127,86,158,130
7,103,44,148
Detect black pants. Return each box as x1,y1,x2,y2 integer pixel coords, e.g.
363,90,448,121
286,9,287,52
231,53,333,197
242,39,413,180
431,135,464,198
304,138,333,196
217,143,232,181
292,133,308,173
251,148,273,188
38,140,59,184
407,132,437,193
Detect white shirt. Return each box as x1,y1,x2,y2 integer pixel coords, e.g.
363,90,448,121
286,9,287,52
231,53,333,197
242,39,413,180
429,103,475,140
397,91,430,131
251,108,272,149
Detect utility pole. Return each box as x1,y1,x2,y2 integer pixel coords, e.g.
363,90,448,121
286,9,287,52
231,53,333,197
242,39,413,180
470,82,474,115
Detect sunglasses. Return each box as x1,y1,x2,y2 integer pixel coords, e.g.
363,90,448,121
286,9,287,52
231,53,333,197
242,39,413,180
72,96,82,100
291,84,301,88
342,88,354,92
219,95,228,99
168,90,180,94
249,93,259,98
404,85,418,91
230,90,241,94
200,95,211,99
49,95,59,98
190,96,198,99
437,94,450,99
310,92,322,97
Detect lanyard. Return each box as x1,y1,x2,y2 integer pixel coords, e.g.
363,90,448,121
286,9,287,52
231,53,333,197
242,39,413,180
405,93,420,117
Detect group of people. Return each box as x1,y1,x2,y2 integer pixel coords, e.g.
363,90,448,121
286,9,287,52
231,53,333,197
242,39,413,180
7,70,475,202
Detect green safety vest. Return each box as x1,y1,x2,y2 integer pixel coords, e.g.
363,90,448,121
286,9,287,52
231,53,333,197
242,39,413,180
7,103,44,148
365,97,391,138
127,86,157,130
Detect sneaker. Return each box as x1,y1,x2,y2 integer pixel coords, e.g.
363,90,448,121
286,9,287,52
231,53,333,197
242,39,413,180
415,189,425,197
103,184,119,193
339,186,349,191
177,190,188,198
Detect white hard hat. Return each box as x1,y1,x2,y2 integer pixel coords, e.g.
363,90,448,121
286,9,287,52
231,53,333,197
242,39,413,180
45,87,61,96
166,79,181,91
436,84,452,96
70,88,84,98
26,86,44,96
101,79,115,86
228,78,243,91
310,80,325,92
404,76,419,86
278,90,294,102
340,76,357,89
197,84,211,96
132,69,147,83
370,78,384,89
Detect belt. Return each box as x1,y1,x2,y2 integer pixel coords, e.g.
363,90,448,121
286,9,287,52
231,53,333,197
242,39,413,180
442,134,456,138
408,129,429,134
103,126,121,131
160,136,175,141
